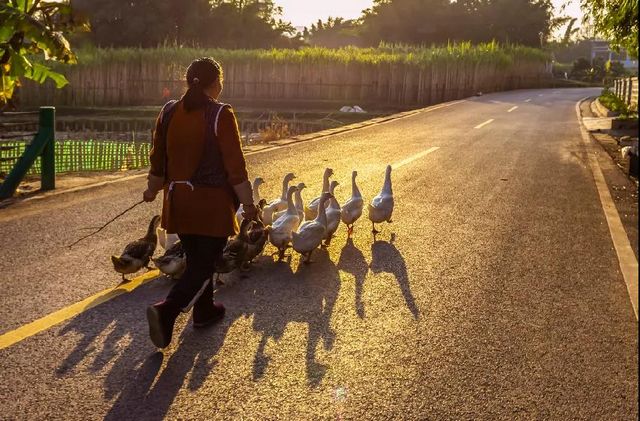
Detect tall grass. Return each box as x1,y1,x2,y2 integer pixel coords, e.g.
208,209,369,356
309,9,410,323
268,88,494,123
72,42,548,67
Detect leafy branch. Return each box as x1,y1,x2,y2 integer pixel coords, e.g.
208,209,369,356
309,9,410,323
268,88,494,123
0,0,89,106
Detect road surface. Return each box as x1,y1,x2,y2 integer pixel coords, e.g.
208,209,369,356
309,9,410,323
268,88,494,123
0,88,637,420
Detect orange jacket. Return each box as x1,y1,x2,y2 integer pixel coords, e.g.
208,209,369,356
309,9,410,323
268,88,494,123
149,101,248,237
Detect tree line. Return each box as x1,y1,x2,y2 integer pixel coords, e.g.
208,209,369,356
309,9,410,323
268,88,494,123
72,0,557,49
2,0,637,107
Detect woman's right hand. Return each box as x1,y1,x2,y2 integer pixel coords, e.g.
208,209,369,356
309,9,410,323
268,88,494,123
143,188,158,202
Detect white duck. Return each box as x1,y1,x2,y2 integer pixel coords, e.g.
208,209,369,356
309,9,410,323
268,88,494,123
368,165,394,234
305,167,333,220
292,191,332,263
236,177,265,226
323,181,341,247
263,172,296,225
156,226,179,251
341,170,364,237
273,182,306,223
268,185,301,261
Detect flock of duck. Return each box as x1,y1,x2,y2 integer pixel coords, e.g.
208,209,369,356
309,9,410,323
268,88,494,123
111,165,394,283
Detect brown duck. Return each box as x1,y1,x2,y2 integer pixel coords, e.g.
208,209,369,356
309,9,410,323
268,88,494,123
111,215,160,281
152,240,186,279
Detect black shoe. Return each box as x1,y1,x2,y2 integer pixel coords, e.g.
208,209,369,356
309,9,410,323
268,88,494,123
193,302,225,328
146,300,180,348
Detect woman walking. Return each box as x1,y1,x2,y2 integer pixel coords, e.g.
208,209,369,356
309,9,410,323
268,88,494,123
143,57,257,348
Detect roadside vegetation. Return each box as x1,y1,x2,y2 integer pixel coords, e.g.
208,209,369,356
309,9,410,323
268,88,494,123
70,42,549,68
599,89,638,118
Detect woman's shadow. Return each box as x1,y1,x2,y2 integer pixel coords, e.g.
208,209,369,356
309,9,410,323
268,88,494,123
52,274,238,421
369,235,420,319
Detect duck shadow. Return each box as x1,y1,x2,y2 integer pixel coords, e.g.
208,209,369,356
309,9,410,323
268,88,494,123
337,238,369,318
54,247,342,418
369,237,420,320
246,248,340,388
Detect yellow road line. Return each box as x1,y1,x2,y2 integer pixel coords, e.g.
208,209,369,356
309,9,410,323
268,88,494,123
0,101,468,351
0,270,161,350
575,99,638,319
474,119,494,129
0,144,446,351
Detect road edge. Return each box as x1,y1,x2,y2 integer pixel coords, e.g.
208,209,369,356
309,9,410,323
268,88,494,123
576,97,638,320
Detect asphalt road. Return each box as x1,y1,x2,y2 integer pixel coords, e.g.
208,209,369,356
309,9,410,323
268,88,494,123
0,88,637,420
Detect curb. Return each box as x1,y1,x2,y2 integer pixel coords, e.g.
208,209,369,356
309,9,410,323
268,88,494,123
592,97,618,118
577,98,638,319
2,99,465,206
582,98,638,185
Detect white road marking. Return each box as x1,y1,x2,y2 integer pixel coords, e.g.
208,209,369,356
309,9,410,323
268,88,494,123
490,100,502,104
474,119,494,129
0,144,442,350
7,100,467,209
525,99,532,102
393,147,440,169
575,99,638,319
538,94,544,96
507,106,518,113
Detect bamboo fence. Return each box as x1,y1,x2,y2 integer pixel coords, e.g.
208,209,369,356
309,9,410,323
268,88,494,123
19,45,551,107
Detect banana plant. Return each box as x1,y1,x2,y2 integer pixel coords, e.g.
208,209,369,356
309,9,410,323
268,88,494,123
0,0,89,107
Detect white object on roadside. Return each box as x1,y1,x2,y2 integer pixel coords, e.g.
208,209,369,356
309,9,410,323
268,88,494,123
340,106,354,113
352,105,366,113
621,145,638,159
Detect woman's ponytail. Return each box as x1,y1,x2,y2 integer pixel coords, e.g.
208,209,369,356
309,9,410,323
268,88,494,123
182,58,222,112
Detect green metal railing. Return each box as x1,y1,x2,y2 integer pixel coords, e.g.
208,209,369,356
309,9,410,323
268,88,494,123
0,139,151,175
0,107,56,199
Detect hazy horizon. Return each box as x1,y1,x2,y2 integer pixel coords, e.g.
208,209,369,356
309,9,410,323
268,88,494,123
275,0,584,31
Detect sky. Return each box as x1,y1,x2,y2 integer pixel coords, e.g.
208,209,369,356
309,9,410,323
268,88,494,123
275,0,584,28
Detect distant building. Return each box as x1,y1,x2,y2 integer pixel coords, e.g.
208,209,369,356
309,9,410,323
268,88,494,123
589,39,638,70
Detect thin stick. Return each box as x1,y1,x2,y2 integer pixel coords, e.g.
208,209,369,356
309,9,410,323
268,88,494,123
67,199,145,248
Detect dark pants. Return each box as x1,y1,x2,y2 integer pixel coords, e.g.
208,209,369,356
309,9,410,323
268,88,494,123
166,234,227,312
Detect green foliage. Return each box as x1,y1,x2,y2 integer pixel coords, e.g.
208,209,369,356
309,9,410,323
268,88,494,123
359,0,554,48
0,0,88,106
73,0,297,49
570,56,627,83
66,43,549,69
599,89,633,116
307,18,363,48
581,0,638,58
552,62,572,78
